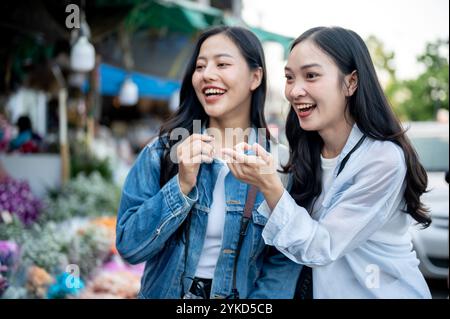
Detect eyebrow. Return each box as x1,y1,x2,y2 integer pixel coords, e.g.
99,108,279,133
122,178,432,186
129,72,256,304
197,53,234,60
285,63,323,71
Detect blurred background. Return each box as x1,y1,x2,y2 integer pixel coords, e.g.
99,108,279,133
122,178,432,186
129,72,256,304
0,0,448,299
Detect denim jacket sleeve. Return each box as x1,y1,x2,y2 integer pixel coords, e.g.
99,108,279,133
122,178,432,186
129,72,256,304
248,246,302,298
247,143,302,299
116,139,198,264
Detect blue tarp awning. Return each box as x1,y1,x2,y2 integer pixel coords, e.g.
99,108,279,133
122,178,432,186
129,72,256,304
96,63,181,100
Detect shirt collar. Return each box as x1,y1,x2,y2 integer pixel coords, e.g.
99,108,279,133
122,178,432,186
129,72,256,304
337,123,365,164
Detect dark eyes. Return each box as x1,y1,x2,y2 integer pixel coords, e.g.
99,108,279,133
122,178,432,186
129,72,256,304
306,72,319,79
285,74,293,80
195,63,229,70
285,73,319,81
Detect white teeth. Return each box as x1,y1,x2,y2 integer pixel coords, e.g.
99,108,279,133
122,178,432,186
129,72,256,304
296,103,315,110
204,88,226,95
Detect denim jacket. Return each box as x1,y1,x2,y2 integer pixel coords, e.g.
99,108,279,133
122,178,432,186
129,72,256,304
116,131,301,299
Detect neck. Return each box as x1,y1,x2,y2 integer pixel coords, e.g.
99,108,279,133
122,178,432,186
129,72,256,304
319,119,354,158
208,115,251,149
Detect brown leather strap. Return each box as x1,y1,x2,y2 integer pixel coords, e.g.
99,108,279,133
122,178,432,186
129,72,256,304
230,184,259,298
243,185,258,219
231,131,270,298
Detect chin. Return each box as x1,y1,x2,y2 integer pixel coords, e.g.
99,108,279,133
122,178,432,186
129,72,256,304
300,122,325,133
204,105,227,118
298,119,318,132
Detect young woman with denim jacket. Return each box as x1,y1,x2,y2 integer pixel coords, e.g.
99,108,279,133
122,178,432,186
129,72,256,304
222,27,432,298
116,26,301,299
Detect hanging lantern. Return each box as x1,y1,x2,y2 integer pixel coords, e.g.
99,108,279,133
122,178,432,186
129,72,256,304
70,36,95,72
169,89,180,112
119,77,139,106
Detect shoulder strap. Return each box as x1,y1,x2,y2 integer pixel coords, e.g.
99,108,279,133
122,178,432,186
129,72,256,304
336,135,366,177
229,131,266,298
243,185,258,219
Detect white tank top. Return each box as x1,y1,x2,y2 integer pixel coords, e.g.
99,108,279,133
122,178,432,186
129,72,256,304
311,154,339,217
194,162,230,279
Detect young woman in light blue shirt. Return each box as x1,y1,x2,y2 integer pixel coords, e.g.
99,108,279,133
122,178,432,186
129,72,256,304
223,26,432,299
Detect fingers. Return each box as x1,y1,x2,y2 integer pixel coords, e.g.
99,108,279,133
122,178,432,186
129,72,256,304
191,154,214,164
226,161,240,178
234,142,249,154
178,134,215,163
252,143,270,162
222,148,264,166
190,140,214,157
190,133,215,143
233,142,270,163
222,148,246,163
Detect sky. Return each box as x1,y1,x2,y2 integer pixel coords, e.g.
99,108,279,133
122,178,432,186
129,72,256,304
242,0,449,80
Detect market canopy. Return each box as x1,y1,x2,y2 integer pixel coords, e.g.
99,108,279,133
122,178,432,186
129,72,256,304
250,26,294,57
89,0,294,99
115,0,224,34
97,0,293,55
89,63,180,100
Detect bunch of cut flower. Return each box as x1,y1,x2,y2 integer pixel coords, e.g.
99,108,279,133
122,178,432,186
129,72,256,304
1,216,114,299
0,176,43,227
0,176,43,298
75,255,144,299
0,240,20,297
42,172,121,223
0,173,135,299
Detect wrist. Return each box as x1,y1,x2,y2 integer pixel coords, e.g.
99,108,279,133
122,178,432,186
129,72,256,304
178,176,195,196
260,174,283,195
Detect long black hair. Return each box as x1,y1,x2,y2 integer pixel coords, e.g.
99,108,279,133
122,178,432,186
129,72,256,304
285,26,431,227
158,26,269,187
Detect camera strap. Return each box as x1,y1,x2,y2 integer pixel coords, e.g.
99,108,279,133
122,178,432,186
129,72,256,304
229,184,258,299
295,133,366,299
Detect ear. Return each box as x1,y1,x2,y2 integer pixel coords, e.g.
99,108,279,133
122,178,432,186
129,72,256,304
250,67,263,91
344,70,358,97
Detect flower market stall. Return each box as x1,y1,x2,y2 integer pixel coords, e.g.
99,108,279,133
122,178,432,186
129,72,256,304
0,169,143,299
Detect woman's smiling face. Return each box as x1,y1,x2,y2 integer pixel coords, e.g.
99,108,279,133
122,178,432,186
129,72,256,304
284,39,352,133
192,33,261,122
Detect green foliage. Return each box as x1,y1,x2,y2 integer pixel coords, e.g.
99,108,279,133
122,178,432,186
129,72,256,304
366,35,397,79
70,141,113,182
12,218,113,282
19,222,69,274
368,36,449,121
65,225,111,279
41,172,121,224
0,214,25,241
394,39,449,121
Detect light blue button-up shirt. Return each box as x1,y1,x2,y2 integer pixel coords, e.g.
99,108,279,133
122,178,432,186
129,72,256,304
259,124,431,298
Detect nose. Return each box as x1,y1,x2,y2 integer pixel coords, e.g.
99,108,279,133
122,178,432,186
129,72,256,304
202,64,218,82
287,80,307,101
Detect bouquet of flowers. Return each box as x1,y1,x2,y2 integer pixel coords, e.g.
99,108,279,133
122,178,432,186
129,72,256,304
26,266,54,299
19,222,69,275
90,216,118,255
0,177,42,226
0,240,20,296
76,256,143,299
42,172,120,223
0,212,24,241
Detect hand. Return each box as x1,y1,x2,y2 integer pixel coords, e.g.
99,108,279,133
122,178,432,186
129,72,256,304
177,134,214,195
222,143,284,210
